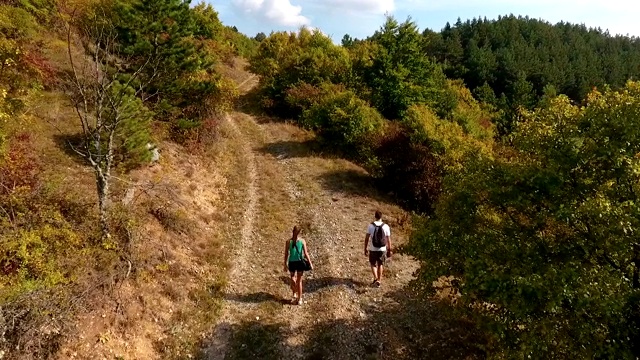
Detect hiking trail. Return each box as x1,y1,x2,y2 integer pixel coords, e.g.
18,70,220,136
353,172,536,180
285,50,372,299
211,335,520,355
201,74,482,360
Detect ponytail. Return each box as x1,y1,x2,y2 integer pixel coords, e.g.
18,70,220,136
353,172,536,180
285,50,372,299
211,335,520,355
292,225,301,241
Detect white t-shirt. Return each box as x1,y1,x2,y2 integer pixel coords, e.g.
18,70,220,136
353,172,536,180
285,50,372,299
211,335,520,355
367,220,390,251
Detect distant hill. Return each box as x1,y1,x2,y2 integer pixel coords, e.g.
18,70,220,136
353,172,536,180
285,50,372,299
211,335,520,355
423,15,640,132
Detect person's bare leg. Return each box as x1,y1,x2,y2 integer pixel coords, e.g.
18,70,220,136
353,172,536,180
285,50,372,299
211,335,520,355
296,272,303,304
370,265,378,284
377,264,384,283
290,273,297,299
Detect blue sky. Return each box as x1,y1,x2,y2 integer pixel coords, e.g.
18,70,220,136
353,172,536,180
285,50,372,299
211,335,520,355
207,0,640,41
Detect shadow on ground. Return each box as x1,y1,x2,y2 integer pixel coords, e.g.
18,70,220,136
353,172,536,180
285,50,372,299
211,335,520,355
52,133,88,166
315,168,400,207
258,140,323,160
276,276,369,294
234,88,270,118
201,285,486,360
222,277,369,307
203,319,291,360
261,138,410,211
224,291,290,305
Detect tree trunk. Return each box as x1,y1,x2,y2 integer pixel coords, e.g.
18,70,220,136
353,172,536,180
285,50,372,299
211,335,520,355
633,243,639,289
96,171,110,239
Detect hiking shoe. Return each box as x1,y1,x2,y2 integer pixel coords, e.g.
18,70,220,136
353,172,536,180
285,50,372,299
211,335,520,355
374,280,381,288
371,279,378,287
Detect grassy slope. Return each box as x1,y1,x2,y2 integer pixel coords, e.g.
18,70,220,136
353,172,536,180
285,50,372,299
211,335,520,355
1,32,251,359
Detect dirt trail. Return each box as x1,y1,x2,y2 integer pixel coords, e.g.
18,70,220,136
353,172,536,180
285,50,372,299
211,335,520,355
198,68,486,359
204,114,260,360
200,77,437,360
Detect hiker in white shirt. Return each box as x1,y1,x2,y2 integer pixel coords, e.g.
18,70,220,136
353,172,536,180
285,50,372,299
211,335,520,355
364,210,391,287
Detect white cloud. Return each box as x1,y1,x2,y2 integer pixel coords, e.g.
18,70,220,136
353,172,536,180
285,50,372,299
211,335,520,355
320,0,395,14
232,0,310,27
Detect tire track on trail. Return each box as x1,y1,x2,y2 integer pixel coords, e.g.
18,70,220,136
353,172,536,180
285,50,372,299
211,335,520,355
225,115,259,295
279,156,377,359
204,114,260,360
256,122,400,360
236,75,257,93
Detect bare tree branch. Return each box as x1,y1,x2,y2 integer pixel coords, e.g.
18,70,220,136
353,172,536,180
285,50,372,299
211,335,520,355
64,15,153,239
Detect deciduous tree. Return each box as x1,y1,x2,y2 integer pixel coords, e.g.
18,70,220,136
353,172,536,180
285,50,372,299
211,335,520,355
65,13,152,238
411,83,640,358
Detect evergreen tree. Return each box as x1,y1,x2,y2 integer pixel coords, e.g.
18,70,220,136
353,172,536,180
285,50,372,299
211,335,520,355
362,16,456,119
111,0,213,120
427,15,640,135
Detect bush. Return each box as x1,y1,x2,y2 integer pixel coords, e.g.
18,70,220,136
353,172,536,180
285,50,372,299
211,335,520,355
0,132,134,358
448,79,495,141
0,134,84,301
0,4,43,113
249,28,351,117
401,105,492,171
372,105,493,213
375,122,442,213
285,82,345,118
409,83,640,358
300,89,384,166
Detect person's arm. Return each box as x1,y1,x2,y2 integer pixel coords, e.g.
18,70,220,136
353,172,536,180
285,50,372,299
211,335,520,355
302,239,314,270
385,225,392,257
386,235,392,257
283,241,289,272
364,233,370,256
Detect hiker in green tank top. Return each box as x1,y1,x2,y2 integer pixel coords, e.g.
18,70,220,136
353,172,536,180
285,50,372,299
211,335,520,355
283,225,314,305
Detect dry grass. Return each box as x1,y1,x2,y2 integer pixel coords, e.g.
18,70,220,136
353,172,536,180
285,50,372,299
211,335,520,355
0,86,132,359
215,58,252,86
2,19,256,358
3,42,485,358
3,85,248,359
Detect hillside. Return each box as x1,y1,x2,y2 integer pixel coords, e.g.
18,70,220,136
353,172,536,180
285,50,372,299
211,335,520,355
422,15,640,133
1,2,475,358
2,1,640,359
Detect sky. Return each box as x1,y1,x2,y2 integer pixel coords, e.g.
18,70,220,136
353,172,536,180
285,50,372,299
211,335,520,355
206,0,640,42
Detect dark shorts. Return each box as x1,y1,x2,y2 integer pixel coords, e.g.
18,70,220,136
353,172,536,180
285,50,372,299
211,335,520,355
369,251,386,266
288,260,306,274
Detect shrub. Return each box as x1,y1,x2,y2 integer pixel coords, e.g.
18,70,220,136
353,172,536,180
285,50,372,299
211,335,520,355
373,105,493,213
249,28,351,117
409,83,640,358
300,89,384,166
401,105,492,171
0,4,43,113
374,122,442,213
0,134,84,301
285,82,345,118
448,79,495,141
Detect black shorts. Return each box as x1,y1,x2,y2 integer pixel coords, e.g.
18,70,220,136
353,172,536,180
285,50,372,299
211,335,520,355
288,260,306,274
369,251,386,266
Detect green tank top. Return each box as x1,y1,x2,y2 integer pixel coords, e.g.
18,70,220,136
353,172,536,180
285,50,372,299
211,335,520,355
288,239,304,262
